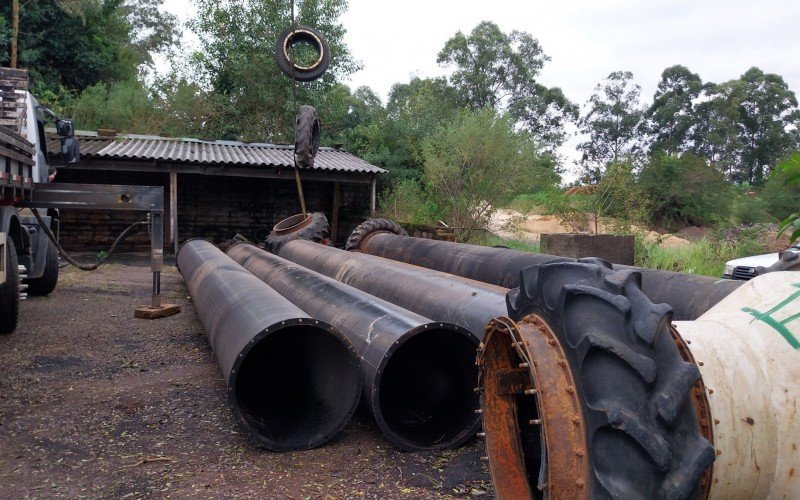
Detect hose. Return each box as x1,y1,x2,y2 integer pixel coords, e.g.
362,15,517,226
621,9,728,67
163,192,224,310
31,208,149,271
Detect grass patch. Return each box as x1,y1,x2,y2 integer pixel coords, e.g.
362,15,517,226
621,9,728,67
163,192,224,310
498,193,550,215
480,234,540,253
635,236,766,277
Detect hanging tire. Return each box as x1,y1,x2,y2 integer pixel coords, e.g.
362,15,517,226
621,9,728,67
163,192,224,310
345,218,408,251
274,25,331,82
0,238,20,334
506,260,715,499
295,105,321,168
266,212,329,254
25,241,58,296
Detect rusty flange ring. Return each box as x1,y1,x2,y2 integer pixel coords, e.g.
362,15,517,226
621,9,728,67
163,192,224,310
477,316,589,499
670,325,714,499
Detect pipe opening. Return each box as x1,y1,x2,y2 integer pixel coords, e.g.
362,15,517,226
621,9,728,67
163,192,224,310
273,213,311,235
232,324,361,451
377,327,479,450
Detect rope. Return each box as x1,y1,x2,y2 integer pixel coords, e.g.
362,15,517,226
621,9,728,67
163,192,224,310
31,208,149,271
288,0,307,215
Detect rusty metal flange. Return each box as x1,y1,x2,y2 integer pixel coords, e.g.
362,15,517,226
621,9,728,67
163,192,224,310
477,316,589,500
670,325,714,499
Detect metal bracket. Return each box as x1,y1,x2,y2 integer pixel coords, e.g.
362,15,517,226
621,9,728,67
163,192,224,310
20,182,169,313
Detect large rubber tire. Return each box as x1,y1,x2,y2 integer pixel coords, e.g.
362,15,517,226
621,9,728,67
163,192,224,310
25,241,58,296
507,260,714,499
274,25,331,82
345,218,408,251
265,212,329,254
295,105,321,168
0,238,20,334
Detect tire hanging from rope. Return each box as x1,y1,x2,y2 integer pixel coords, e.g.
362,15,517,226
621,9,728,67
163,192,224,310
274,0,330,216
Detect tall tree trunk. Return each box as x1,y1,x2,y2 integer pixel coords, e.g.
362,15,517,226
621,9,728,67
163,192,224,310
11,0,19,68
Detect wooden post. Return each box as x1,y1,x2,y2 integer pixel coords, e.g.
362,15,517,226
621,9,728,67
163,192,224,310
11,0,19,68
330,181,341,246
370,175,377,218
170,170,178,254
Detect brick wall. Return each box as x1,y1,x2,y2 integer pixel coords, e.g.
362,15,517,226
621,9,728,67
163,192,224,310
53,168,371,251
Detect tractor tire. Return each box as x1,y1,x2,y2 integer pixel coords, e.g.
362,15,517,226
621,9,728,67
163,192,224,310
26,241,58,296
0,238,20,334
507,260,715,499
274,25,331,82
266,212,329,254
294,105,321,168
345,218,408,251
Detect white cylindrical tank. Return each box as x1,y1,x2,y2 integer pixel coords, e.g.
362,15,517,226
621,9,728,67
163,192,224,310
675,271,800,499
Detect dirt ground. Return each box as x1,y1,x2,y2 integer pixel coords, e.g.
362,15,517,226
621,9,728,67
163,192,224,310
0,256,491,498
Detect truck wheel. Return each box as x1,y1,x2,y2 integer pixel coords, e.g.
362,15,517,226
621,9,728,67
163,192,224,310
345,218,408,251
266,212,329,253
0,238,20,334
505,261,715,498
25,241,58,296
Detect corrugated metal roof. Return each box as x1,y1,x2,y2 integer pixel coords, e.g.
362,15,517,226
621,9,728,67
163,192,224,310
46,132,386,175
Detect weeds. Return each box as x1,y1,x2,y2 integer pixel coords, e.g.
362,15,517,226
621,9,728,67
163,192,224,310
635,234,767,277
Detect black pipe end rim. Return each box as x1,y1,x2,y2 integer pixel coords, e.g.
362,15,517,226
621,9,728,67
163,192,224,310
372,323,481,451
227,317,362,452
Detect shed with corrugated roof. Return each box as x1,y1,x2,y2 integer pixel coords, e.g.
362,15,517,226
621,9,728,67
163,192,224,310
47,130,386,251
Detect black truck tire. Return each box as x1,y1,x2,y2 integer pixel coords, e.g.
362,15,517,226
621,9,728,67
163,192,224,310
25,241,58,296
294,105,321,168
266,212,329,253
0,238,20,334
345,218,408,251
274,25,331,82
507,260,715,499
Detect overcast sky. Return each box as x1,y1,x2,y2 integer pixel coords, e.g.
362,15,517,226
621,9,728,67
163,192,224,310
163,0,800,172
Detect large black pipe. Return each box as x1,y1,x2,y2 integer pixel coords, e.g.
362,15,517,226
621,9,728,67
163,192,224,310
227,243,480,451
351,232,743,320
277,239,508,338
177,239,362,451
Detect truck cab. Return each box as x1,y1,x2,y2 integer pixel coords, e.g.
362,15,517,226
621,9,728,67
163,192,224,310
1,68,77,333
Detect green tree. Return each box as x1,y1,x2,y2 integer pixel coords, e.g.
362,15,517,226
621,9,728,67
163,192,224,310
1,0,178,94
68,74,221,138
577,71,643,182
190,0,359,142
735,68,800,184
421,108,559,241
692,81,744,180
638,153,732,229
694,68,800,184
437,21,577,150
343,77,464,187
641,65,703,154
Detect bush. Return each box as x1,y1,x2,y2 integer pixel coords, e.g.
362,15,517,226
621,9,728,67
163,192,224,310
638,153,732,229
500,191,554,214
378,179,442,225
422,108,558,241
763,154,800,219
541,162,648,234
730,184,771,225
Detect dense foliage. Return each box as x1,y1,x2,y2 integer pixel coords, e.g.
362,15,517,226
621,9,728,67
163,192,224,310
3,6,800,239
1,0,178,95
